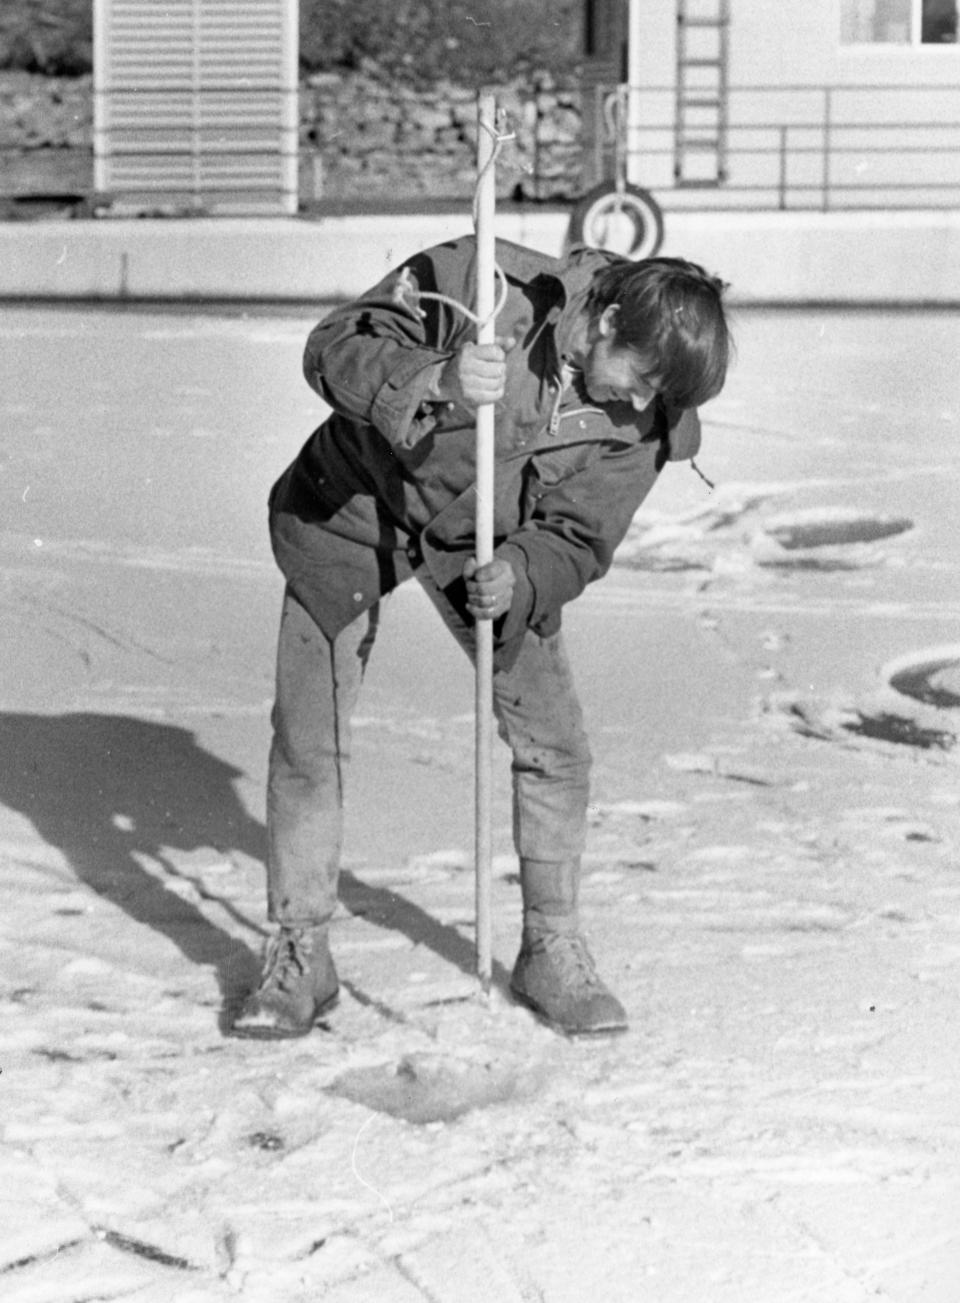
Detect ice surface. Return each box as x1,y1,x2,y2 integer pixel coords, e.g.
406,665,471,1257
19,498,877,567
0,303,959,1301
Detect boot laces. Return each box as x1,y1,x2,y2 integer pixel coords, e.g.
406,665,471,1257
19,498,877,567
532,931,604,991
261,928,314,994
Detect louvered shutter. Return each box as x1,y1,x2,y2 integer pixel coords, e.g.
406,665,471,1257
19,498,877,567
93,0,299,215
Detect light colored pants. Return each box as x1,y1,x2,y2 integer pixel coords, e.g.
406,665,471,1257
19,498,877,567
265,578,591,927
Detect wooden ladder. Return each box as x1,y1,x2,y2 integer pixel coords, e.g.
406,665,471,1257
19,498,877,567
675,0,730,187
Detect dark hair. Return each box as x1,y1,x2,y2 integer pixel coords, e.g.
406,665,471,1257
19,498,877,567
586,256,731,409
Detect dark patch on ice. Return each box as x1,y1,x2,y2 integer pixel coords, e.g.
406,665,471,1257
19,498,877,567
784,702,834,741
339,978,411,1029
765,515,912,549
340,869,512,988
247,1130,285,1152
621,555,707,573
781,917,846,934
101,1230,197,1271
906,830,937,843
34,1045,118,1062
329,1052,534,1124
720,770,774,787
1,1240,86,1275
0,712,268,1038
623,860,658,872
842,712,955,751
760,555,873,572
888,659,960,709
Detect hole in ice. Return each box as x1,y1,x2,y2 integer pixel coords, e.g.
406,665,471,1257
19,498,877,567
762,508,912,550
329,1051,532,1124
884,646,960,709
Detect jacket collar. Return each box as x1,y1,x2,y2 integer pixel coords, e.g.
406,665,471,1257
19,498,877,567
496,241,701,464
493,239,616,367
552,245,621,363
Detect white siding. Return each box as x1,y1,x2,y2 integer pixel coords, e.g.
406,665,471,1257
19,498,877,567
93,0,298,215
611,0,960,209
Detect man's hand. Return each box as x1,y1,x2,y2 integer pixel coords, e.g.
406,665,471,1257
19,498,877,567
464,556,515,621
440,341,507,412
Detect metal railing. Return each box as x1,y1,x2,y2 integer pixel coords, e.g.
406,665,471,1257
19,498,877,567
591,81,960,211
5,78,960,217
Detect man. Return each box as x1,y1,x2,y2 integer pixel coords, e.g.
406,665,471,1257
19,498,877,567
232,235,730,1040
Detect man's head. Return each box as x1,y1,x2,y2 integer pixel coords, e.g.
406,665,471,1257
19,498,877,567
582,256,730,411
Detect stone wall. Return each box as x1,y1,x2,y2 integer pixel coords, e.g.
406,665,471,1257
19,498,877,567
0,70,91,197
299,68,584,202
0,67,586,205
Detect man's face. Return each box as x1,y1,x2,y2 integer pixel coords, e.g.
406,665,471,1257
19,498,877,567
581,305,662,413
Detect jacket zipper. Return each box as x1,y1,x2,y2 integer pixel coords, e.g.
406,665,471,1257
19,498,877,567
547,370,615,437
548,370,607,436
548,375,563,436
550,403,605,436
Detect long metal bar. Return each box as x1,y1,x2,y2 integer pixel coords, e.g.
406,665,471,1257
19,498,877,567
588,78,960,211
822,85,833,213
473,90,497,994
92,0,108,194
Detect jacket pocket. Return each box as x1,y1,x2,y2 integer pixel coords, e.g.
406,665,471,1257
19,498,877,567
527,442,601,491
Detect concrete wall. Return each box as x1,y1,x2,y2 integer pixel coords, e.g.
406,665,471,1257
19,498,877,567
2,208,959,305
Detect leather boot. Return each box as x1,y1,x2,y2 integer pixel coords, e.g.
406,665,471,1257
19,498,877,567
510,858,628,1036
231,924,339,1039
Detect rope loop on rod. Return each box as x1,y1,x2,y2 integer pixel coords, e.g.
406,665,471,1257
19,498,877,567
390,111,514,334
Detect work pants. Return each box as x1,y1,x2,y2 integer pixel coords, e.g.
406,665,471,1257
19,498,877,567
265,577,591,927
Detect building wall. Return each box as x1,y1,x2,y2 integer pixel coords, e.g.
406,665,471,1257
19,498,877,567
730,0,960,85
619,1,960,90
606,0,960,208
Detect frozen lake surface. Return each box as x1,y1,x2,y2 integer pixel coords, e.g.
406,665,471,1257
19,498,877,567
1,302,959,1301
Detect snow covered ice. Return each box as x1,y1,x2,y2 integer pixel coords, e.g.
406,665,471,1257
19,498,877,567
1,302,959,1301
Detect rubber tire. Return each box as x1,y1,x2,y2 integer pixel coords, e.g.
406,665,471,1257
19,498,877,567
566,182,665,260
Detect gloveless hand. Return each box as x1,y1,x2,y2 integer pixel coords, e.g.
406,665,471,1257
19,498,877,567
464,556,515,620
440,341,507,411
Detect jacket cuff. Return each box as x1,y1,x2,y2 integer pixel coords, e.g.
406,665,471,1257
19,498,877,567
370,351,452,448
493,542,535,645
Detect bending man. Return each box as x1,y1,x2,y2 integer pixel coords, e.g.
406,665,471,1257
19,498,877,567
232,235,731,1040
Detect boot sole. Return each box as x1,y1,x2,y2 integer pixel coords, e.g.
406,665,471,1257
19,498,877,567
509,985,628,1038
229,989,340,1041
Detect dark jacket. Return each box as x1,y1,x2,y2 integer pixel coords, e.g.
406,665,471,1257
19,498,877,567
269,236,701,668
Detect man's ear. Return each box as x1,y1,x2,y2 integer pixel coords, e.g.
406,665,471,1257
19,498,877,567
597,304,619,339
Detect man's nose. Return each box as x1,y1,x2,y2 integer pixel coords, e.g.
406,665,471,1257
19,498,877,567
630,392,655,413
